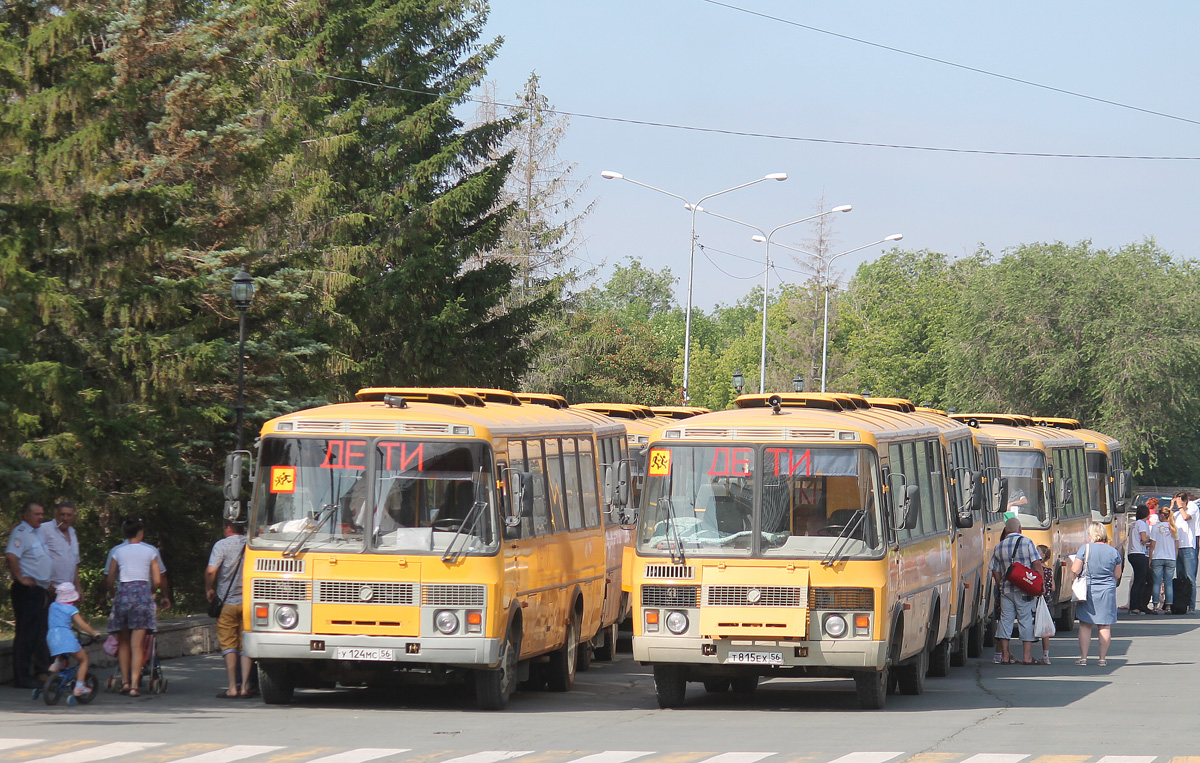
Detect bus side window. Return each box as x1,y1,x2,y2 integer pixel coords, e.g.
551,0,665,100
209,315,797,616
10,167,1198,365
507,439,533,539
561,437,584,530
579,438,601,528
526,439,554,536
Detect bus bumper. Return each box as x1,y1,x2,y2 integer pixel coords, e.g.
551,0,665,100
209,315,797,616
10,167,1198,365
633,635,888,669
244,631,503,668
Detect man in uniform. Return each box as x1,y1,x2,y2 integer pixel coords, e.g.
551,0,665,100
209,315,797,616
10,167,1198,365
5,502,52,688
40,499,80,591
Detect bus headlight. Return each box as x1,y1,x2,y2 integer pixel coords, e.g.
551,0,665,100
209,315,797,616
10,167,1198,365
276,605,299,630
823,614,848,638
665,610,689,635
434,610,460,635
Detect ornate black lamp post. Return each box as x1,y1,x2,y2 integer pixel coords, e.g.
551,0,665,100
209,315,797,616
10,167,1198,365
732,370,745,396
231,268,255,451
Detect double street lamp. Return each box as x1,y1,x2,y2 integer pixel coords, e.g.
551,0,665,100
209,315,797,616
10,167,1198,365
600,170,787,400
687,205,852,393
767,234,904,392
230,267,256,451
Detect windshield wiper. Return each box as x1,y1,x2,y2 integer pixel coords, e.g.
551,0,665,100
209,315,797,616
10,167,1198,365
283,502,337,558
659,496,686,564
441,500,486,563
821,509,867,568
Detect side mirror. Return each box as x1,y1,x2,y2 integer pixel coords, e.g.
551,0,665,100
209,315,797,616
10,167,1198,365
223,453,244,502
1117,470,1132,509
503,470,535,527
955,510,974,529
616,462,631,508
903,484,921,529
994,476,1009,516
969,470,985,513
223,500,242,522
602,465,616,506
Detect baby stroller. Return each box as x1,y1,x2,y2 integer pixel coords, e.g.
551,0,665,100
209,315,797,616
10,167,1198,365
34,633,100,707
103,631,168,694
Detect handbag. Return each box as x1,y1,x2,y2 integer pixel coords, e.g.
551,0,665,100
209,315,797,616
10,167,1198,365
1034,596,1056,638
208,544,245,618
1005,537,1044,596
1071,544,1090,601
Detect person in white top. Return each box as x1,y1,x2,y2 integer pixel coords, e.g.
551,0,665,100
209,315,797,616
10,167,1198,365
1173,493,1198,613
1126,503,1152,614
39,500,80,591
105,518,163,697
1148,506,1178,613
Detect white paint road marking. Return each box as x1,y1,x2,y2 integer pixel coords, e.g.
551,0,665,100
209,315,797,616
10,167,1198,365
562,753,655,763
0,739,44,751
147,745,287,763
23,742,163,763
303,749,413,763
826,753,905,763
438,752,535,763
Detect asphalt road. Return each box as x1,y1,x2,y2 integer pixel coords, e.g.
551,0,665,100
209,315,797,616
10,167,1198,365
1,599,1197,763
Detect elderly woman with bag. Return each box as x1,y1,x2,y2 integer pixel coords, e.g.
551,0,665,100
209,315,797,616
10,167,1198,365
1072,523,1123,666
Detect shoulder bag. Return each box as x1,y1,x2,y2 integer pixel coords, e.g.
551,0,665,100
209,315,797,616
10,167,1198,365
1071,544,1090,601
208,543,245,619
1004,536,1044,596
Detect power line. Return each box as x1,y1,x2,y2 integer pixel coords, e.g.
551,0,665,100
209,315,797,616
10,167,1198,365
701,0,1200,129
220,55,1200,162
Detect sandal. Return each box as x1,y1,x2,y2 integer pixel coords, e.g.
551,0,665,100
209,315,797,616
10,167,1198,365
119,684,132,695
216,690,240,699
1097,659,1108,666
1075,658,1088,665
128,687,140,697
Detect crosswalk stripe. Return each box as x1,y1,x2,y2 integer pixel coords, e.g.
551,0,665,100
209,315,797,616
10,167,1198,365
827,754,903,763
439,753,535,763
24,742,164,763
0,739,44,751
302,750,412,763
697,754,776,763
1096,758,1156,763
960,756,1029,763
565,753,655,763
154,746,287,763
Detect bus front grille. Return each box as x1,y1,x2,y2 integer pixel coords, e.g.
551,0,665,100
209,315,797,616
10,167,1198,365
421,584,486,607
316,581,416,605
641,584,700,608
705,585,807,607
809,587,874,610
252,579,311,601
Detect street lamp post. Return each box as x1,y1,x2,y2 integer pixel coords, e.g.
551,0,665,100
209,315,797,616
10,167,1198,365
688,205,851,393
230,267,256,451
601,171,787,400
770,234,904,392
732,370,745,396
792,374,805,393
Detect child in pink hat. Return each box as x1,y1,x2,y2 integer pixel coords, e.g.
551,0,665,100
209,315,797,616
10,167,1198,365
47,582,101,696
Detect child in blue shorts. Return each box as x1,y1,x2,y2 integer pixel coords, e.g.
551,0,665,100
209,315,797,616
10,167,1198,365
47,582,101,697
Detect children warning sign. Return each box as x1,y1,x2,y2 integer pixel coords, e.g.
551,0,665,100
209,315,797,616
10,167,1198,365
648,449,672,476
270,466,296,493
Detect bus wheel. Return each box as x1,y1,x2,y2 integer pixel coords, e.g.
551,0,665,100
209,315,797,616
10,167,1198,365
950,628,968,668
594,622,619,661
702,678,730,693
1055,601,1076,633
258,662,294,705
546,613,579,692
928,638,951,677
653,664,687,708
854,667,888,710
896,649,927,695
476,629,519,711
730,675,758,694
967,620,985,658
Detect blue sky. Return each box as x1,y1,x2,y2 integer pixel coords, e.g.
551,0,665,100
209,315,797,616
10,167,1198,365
481,1,1198,309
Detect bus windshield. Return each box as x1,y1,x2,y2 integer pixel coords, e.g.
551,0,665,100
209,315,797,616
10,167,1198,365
637,444,883,559
999,450,1050,528
249,437,497,556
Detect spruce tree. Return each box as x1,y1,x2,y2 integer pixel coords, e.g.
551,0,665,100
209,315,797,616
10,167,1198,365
257,0,545,390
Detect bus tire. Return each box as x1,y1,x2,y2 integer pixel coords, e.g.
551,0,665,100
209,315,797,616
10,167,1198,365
653,664,687,708
1055,601,1076,633
967,619,985,658
576,637,593,673
896,649,927,695
929,637,951,677
730,675,759,694
546,611,579,692
854,667,888,710
594,622,619,661
476,628,520,711
949,628,968,668
258,662,294,705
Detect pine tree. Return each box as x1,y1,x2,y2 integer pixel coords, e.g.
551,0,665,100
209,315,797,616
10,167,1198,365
257,0,544,390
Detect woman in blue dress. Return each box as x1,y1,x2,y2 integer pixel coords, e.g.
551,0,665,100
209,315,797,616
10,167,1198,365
1072,523,1123,666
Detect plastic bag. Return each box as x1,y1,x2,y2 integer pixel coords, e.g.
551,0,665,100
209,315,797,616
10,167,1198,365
102,633,119,657
1034,597,1056,639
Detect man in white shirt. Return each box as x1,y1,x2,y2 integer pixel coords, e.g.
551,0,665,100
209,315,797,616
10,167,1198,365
39,499,80,591
6,502,52,688
1177,494,1200,613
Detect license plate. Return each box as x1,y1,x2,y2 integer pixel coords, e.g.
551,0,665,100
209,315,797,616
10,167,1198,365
726,650,783,665
336,647,392,661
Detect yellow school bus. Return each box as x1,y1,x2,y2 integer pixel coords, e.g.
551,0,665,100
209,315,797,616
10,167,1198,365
240,387,627,709
1033,418,1132,560
951,414,1090,630
871,399,987,672
627,393,956,710
956,421,1005,652
651,406,712,420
